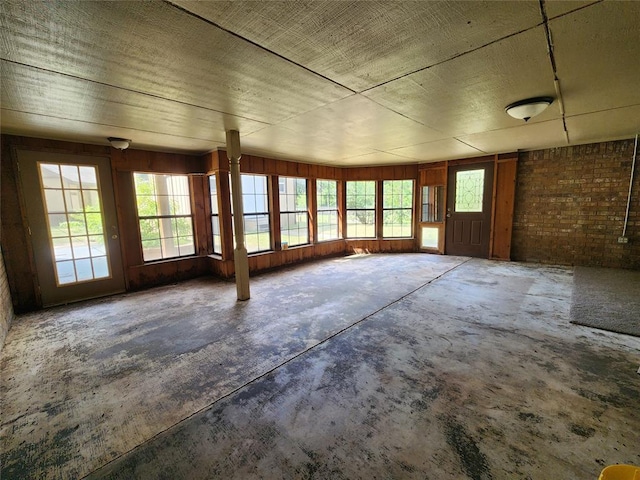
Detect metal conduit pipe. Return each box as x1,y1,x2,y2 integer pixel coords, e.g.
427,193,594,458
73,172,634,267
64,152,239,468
621,133,639,242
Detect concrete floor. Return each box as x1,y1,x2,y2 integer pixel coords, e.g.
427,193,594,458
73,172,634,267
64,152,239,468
1,254,639,479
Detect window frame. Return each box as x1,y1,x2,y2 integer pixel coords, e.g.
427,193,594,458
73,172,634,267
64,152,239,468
279,176,309,248
316,179,340,242
345,180,376,239
230,173,272,254
208,174,222,255
133,172,195,262
382,179,414,239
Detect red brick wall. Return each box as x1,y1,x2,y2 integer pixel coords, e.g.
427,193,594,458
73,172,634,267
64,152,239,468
512,139,639,269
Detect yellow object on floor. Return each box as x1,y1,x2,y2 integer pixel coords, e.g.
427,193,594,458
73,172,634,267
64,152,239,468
599,465,640,480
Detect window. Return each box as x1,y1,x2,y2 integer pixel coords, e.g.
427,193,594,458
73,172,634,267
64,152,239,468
235,174,271,253
455,169,485,212
316,179,339,241
420,185,444,250
134,173,194,261
279,177,309,247
421,185,444,222
39,163,110,285
209,175,221,254
383,180,413,238
346,181,376,238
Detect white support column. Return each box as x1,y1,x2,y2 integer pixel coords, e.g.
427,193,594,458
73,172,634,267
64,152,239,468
227,130,250,300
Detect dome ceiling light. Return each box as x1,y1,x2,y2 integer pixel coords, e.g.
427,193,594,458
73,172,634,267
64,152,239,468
505,97,554,122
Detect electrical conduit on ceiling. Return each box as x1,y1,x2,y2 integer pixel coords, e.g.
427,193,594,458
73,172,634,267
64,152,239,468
621,133,639,242
539,0,569,144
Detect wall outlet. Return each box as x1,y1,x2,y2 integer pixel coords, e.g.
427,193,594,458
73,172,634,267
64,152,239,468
617,236,629,244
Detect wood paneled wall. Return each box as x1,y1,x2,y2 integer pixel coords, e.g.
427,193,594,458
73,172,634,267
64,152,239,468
1,136,519,311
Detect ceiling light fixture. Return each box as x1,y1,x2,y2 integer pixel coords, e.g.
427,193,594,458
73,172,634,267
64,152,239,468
505,97,554,122
108,137,131,150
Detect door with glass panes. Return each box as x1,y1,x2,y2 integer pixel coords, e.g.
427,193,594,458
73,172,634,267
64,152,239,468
17,150,125,306
445,162,494,257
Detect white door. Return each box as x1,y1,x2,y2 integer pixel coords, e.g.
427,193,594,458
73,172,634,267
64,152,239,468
18,150,125,306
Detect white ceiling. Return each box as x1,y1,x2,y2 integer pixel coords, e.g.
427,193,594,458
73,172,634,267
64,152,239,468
1,0,639,165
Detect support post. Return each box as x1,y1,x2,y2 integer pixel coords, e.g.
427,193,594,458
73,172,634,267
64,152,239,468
227,130,250,300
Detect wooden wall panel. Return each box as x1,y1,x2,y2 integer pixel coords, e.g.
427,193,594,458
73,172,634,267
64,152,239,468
0,138,40,311
343,164,418,181
111,148,204,173
114,171,143,270
419,164,446,186
2,135,521,311
345,239,416,255
127,257,208,290
191,175,212,256
231,151,341,180
491,159,518,260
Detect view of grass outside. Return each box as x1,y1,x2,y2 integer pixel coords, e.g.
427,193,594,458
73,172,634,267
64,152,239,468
134,173,194,261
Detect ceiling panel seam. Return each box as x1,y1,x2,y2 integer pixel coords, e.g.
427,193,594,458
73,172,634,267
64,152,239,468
0,107,220,144
453,138,488,154
565,103,640,119
546,0,603,21
0,59,273,127
163,0,356,95
539,0,569,144
358,21,545,96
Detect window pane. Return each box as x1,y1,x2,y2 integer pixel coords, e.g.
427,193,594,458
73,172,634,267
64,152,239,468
317,180,337,210
56,260,76,285
79,166,97,189
421,186,444,223
64,190,84,213
421,226,439,249
40,164,61,188
48,213,69,238
383,210,412,238
75,258,93,281
317,211,339,241
92,256,109,279
52,237,72,261
346,181,375,209
85,212,103,235
139,218,160,241
455,170,484,212
212,216,222,254
280,212,309,247
60,165,80,189
44,189,65,213
209,175,219,215
347,210,375,238
134,172,194,261
71,236,90,259
244,214,270,253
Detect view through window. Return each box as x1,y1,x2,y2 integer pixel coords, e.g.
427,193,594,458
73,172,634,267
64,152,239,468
279,177,309,247
382,180,413,238
316,179,339,241
346,181,376,238
134,173,194,261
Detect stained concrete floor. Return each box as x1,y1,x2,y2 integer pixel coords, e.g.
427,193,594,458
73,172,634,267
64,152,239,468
1,254,639,479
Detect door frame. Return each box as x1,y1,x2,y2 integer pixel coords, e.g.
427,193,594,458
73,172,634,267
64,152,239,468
16,148,126,307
